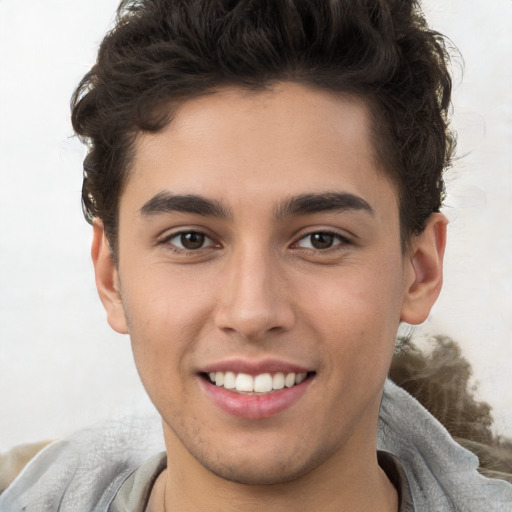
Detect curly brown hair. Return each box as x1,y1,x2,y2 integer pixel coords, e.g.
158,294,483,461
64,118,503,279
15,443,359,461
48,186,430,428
71,0,456,254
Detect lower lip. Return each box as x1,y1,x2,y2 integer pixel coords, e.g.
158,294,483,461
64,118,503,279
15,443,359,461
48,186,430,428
200,376,312,419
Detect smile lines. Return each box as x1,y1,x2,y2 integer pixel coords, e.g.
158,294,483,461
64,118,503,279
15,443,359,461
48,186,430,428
207,371,309,393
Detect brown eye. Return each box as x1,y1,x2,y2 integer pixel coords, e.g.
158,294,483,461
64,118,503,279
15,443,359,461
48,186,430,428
165,231,215,251
309,233,335,249
179,232,206,249
295,231,348,251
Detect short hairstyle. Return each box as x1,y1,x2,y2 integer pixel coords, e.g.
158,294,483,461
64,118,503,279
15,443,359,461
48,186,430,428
71,0,455,253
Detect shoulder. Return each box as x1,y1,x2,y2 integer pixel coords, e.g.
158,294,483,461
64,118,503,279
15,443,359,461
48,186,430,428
0,414,163,512
379,379,512,511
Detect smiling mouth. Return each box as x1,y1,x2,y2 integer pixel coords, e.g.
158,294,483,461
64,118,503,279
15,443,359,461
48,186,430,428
202,371,315,395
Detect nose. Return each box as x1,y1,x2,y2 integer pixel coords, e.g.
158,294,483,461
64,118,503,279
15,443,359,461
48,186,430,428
214,248,296,341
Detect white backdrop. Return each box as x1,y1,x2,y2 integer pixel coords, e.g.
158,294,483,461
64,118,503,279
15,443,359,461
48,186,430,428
0,0,511,451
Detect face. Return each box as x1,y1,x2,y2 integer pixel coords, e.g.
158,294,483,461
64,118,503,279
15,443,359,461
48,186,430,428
94,83,445,485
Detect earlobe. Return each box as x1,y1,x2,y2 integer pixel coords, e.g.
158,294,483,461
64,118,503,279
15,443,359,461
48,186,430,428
91,221,128,334
400,213,448,325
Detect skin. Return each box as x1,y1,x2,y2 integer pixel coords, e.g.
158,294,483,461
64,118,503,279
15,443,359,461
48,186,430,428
92,83,447,511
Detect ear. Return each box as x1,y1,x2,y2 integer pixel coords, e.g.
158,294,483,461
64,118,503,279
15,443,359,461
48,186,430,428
400,213,448,325
91,220,128,334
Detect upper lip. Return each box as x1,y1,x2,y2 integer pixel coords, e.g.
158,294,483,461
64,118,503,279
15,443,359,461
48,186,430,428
200,358,312,375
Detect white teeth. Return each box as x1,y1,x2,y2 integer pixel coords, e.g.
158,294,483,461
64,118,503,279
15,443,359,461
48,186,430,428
208,370,308,393
224,371,236,389
272,372,285,390
285,372,296,388
254,373,273,393
295,372,307,385
235,373,254,392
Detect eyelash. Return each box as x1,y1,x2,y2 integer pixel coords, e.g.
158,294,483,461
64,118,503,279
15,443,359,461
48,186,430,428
160,228,351,256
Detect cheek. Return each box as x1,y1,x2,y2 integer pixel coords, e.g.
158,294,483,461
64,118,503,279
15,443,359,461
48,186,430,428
122,260,213,332
297,258,404,366
119,265,214,384
123,283,207,418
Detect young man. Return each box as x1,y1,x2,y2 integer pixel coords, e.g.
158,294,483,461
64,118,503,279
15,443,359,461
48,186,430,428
1,0,511,511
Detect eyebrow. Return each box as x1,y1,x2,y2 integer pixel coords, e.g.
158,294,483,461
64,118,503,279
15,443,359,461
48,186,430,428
140,192,231,218
139,191,373,220
275,192,374,219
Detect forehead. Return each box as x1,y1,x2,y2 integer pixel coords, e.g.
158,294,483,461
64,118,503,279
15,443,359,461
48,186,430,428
124,83,398,219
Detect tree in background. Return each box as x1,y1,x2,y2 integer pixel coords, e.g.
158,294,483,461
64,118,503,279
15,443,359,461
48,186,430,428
390,334,512,482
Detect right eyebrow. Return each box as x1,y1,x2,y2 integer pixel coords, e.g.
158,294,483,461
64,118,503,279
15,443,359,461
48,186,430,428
140,192,231,219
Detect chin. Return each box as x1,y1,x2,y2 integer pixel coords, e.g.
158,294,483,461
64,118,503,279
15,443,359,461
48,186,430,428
201,456,319,486
185,436,336,487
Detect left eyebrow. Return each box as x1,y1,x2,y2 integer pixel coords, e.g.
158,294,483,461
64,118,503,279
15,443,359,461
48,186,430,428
275,192,374,219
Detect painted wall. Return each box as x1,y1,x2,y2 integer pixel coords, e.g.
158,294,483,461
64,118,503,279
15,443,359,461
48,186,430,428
0,0,511,450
